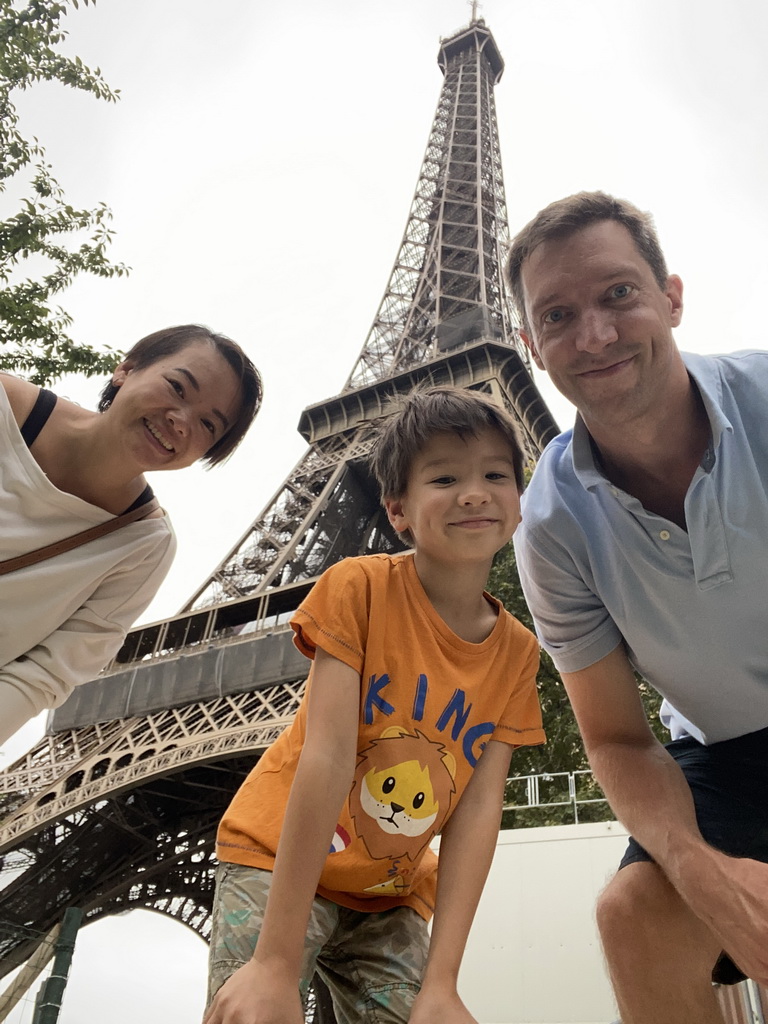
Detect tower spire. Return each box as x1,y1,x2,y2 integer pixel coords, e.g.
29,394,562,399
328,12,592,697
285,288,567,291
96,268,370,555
345,17,514,390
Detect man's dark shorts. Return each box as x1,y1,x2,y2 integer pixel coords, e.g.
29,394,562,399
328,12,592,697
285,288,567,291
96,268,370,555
618,724,768,984
619,724,768,870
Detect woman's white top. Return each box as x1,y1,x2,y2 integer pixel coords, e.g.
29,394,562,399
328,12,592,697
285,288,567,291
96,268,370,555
0,382,176,742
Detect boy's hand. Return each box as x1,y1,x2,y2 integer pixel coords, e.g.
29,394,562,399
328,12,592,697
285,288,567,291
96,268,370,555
203,959,303,1024
409,985,478,1024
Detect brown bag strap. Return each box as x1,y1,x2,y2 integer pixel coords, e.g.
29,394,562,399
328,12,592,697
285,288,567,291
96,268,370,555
0,497,162,577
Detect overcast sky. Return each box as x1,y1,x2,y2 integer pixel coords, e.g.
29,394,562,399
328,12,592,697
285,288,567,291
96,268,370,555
2,0,768,1019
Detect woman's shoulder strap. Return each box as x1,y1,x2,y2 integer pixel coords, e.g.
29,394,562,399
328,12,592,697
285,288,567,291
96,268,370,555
20,388,57,447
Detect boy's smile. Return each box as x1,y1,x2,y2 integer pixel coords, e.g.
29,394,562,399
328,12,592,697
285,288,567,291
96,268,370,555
385,427,521,568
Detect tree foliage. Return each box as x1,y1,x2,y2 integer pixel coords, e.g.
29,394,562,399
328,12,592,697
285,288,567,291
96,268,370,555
487,540,665,828
0,0,127,383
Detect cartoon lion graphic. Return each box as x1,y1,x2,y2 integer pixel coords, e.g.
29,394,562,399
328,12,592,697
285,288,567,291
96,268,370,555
349,727,456,862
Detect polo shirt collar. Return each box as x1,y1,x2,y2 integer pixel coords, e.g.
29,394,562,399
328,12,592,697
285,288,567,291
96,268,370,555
680,351,733,451
570,351,734,493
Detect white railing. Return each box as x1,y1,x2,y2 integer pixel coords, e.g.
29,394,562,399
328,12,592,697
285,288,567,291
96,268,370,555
504,770,608,825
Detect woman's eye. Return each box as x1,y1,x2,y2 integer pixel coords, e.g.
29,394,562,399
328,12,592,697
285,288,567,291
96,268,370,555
168,378,183,396
203,419,215,436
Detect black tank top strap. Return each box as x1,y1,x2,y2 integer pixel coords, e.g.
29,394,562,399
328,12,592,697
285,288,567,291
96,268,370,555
19,390,155,518
20,388,57,447
122,484,155,515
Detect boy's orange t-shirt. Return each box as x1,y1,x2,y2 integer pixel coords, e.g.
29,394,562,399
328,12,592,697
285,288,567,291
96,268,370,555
217,552,544,921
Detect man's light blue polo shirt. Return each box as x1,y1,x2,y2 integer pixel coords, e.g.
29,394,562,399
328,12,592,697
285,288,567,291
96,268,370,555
514,350,768,745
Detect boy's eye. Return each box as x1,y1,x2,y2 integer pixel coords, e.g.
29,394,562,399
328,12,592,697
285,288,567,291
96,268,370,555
429,476,455,485
486,471,508,480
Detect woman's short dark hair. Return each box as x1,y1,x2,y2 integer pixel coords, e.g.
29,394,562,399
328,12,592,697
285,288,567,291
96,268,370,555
98,324,263,466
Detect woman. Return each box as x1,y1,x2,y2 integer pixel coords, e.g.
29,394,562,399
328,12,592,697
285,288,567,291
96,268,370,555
0,323,262,745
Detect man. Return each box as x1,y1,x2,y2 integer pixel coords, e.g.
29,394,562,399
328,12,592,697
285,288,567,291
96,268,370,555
507,191,768,1024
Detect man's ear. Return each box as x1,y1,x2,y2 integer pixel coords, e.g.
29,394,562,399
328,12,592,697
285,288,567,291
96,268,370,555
384,497,409,534
666,274,684,328
519,328,545,371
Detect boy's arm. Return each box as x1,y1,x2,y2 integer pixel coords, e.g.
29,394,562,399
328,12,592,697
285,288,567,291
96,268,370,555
410,738,513,1024
204,647,360,1024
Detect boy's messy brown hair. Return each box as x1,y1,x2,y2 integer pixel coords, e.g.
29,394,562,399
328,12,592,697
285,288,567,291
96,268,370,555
369,385,526,502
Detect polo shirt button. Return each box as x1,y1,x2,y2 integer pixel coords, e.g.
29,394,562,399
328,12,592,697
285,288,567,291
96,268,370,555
659,530,671,541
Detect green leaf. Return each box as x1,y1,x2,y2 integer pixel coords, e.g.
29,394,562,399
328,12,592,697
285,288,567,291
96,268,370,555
0,0,128,384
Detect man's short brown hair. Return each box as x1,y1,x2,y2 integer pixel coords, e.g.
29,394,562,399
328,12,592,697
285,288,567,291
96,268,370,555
505,191,669,331
369,385,526,502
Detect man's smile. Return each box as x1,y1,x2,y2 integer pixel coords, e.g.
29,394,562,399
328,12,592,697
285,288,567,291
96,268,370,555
576,355,636,379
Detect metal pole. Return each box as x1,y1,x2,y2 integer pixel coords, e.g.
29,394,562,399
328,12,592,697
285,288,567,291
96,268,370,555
31,908,83,1024
311,975,338,1024
746,979,766,1024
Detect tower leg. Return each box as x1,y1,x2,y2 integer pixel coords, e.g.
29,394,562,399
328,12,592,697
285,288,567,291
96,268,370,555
31,908,83,1024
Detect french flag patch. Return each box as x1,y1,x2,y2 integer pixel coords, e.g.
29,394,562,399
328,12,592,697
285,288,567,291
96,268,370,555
329,825,351,854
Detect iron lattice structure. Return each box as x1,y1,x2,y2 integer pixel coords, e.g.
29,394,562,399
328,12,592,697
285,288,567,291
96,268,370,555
0,16,559,1003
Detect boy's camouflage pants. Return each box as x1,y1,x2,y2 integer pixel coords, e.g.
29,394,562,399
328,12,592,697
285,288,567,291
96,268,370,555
208,862,429,1023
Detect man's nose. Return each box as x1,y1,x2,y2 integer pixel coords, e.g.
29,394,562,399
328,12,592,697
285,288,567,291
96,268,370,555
574,307,619,353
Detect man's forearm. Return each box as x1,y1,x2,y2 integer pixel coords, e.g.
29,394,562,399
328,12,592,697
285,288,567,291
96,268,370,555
589,737,720,890
589,734,768,984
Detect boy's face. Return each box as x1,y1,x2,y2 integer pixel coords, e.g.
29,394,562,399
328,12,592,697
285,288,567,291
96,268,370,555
385,427,521,566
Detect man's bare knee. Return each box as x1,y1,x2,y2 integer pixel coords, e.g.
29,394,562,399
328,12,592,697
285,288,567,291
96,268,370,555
596,862,672,949
597,862,720,975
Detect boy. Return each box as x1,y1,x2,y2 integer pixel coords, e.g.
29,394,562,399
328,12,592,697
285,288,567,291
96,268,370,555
204,386,545,1024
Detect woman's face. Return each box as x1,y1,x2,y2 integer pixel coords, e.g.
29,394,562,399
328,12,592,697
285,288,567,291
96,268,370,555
109,340,243,471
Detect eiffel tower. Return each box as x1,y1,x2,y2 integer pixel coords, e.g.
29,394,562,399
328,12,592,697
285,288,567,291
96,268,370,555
0,10,558,997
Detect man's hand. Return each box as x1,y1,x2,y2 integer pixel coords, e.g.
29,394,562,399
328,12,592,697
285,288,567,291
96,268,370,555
203,959,303,1024
409,985,478,1024
678,852,768,985
560,647,768,984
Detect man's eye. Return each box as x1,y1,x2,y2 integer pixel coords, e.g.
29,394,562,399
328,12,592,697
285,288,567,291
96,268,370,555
543,309,565,324
610,284,632,299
